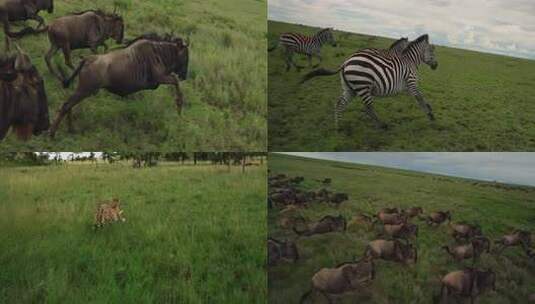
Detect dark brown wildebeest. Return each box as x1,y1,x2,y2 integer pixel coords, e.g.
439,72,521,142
439,268,495,304
0,45,49,140
293,215,346,237
403,207,423,218
0,0,53,49
381,222,419,240
426,211,451,226
299,258,375,303
442,237,490,265
449,222,482,241
45,10,124,82
45,9,124,82
494,229,532,253
375,210,407,225
48,33,189,138
268,237,299,266
364,239,417,264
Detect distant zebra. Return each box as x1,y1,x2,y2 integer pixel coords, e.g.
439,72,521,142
301,34,438,129
268,28,337,71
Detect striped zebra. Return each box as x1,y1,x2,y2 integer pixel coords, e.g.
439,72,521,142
301,34,438,129
268,28,337,71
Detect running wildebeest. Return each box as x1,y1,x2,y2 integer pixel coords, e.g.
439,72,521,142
293,215,346,237
364,239,417,264
426,211,451,226
299,258,375,304
442,237,491,265
449,222,482,242
0,45,49,140
494,229,532,253
439,268,495,304
0,0,53,49
45,9,125,83
268,237,299,266
48,33,189,138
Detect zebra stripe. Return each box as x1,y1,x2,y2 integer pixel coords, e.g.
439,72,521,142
336,34,438,129
276,28,336,71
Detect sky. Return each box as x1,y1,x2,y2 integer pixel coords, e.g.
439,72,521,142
269,0,535,60
278,152,535,187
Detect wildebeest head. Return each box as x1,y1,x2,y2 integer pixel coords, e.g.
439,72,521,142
104,13,124,44
173,37,189,80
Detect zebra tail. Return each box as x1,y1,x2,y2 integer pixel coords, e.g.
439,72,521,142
300,66,342,84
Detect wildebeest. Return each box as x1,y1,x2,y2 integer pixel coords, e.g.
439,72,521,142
449,222,483,241
375,210,407,225
268,237,299,266
381,222,419,240
426,211,451,226
442,237,490,265
494,229,532,253
403,207,423,218
0,45,49,140
293,215,346,237
439,268,495,304
299,258,374,304
365,239,417,264
45,9,125,82
0,0,53,48
48,33,189,138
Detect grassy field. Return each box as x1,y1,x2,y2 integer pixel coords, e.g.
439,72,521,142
2,0,267,151
268,153,535,303
0,162,266,303
268,20,535,151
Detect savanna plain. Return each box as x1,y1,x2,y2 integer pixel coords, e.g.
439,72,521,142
268,153,535,303
0,160,266,303
2,0,266,151
268,21,535,151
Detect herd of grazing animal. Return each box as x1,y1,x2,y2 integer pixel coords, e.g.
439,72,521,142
0,1,190,141
271,27,438,131
268,173,535,304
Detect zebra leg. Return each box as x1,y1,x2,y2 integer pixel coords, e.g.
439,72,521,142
307,54,312,67
334,77,354,129
283,48,292,72
408,86,435,121
360,93,387,129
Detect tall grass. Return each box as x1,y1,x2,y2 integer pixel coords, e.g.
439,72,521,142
268,153,535,303
268,20,535,151
2,0,267,151
0,163,267,303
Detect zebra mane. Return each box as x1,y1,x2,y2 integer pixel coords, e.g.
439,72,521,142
389,37,408,50
316,28,332,35
402,34,429,54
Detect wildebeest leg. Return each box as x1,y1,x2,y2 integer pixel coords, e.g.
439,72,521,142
157,74,185,115
49,90,94,138
408,85,435,121
45,45,63,81
61,45,75,69
31,14,45,30
0,123,9,141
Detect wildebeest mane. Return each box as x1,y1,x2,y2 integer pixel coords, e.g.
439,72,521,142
125,32,184,47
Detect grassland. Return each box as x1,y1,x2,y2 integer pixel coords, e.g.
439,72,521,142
0,162,266,303
268,20,535,151
268,153,535,303
2,0,267,151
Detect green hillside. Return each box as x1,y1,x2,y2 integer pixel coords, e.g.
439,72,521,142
268,153,535,303
0,162,266,303
2,0,267,151
268,20,535,151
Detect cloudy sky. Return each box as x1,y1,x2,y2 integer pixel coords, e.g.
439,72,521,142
269,0,535,60
279,152,535,186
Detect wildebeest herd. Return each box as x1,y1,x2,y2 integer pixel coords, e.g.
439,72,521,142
0,1,189,141
268,173,535,303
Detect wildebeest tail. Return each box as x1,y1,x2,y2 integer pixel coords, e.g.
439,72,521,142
299,289,312,304
63,59,86,88
300,66,342,84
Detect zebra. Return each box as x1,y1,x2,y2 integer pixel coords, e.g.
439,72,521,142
301,34,438,130
268,28,337,71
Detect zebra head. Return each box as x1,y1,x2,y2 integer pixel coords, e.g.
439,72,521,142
319,28,337,47
420,35,438,70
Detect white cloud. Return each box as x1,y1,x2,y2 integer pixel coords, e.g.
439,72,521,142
269,0,535,59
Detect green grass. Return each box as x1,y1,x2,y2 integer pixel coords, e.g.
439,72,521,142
268,153,535,303
0,162,266,303
2,0,267,151
268,20,535,151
